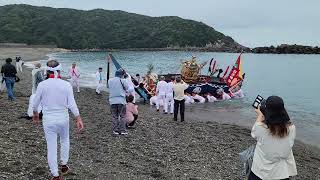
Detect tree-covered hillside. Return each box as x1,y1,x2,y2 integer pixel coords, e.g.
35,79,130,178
0,4,243,50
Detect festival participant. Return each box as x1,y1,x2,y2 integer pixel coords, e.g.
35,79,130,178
156,76,167,112
249,96,297,180
1,58,17,101
15,56,23,73
108,69,134,135
32,60,84,180
135,74,142,84
216,88,231,101
68,62,80,93
125,95,138,128
184,93,194,104
124,72,136,103
192,92,206,103
95,67,104,95
230,85,244,99
206,93,217,103
173,76,189,122
27,62,44,118
165,76,175,114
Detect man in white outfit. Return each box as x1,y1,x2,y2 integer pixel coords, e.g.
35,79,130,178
68,62,80,93
95,67,104,94
156,76,167,112
15,56,23,72
33,60,84,180
165,76,175,114
125,73,136,103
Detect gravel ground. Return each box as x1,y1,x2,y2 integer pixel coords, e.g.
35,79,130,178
0,67,319,180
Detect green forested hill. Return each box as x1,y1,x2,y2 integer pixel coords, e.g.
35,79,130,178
0,4,243,50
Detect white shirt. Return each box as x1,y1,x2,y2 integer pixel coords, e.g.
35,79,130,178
95,71,103,84
33,78,80,117
184,95,194,104
207,95,217,103
193,94,205,103
232,89,244,99
166,82,174,95
251,122,297,179
156,80,168,96
68,67,80,79
222,92,231,100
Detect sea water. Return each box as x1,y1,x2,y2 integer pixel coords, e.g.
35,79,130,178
25,51,320,148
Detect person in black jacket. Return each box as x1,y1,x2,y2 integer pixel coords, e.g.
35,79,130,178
1,58,17,101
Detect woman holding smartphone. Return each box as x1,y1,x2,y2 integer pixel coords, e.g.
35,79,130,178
250,96,297,180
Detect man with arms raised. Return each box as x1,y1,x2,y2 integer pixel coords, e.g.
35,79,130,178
33,60,84,180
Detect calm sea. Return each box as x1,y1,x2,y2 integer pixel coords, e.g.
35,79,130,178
26,51,320,148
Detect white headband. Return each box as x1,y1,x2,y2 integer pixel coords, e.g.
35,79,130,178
46,64,62,78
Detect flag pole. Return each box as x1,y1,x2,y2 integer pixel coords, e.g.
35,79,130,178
106,54,111,88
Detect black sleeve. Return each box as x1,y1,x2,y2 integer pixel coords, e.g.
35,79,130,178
13,66,17,74
0,66,3,74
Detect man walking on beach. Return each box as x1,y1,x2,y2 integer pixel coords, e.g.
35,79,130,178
68,62,80,93
173,76,189,122
32,60,84,179
156,76,167,112
95,67,104,94
1,58,17,101
15,56,23,72
165,76,175,114
108,68,133,135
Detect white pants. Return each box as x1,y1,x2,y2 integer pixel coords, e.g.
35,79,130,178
165,93,174,113
27,94,42,117
70,77,80,92
96,83,103,94
156,94,166,110
16,61,23,72
43,111,70,176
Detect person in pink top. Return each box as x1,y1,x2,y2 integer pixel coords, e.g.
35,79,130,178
125,95,138,128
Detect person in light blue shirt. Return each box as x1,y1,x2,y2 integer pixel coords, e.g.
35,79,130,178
108,69,134,135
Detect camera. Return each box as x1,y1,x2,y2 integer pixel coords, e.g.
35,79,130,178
252,95,267,116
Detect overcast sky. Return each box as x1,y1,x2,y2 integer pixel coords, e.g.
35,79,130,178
0,0,319,47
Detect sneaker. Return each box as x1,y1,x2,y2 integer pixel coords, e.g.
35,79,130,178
113,131,120,135
52,176,62,180
61,165,70,175
120,131,128,135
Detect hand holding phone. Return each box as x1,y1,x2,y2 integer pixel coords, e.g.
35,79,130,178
252,95,264,109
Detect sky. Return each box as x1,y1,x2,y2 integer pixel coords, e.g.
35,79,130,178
0,0,319,47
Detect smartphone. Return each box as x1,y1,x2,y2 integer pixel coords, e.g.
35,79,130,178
252,95,264,109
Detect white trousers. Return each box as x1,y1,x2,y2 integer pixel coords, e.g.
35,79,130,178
70,77,80,92
165,93,174,113
96,83,103,94
156,94,166,110
43,111,70,177
16,61,23,72
27,94,42,117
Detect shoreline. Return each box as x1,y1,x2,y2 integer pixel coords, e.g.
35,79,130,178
0,55,320,178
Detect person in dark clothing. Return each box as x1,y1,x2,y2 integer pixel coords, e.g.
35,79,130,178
1,58,17,101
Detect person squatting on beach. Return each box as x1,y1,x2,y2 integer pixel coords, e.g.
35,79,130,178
173,76,189,122
108,68,134,135
15,56,23,73
32,60,84,179
165,76,175,114
156,76,167,112
68,62,80,93
125,94,138,128
1,58,17,101
27,62,44,118
249,96,297,180
95,67,104,94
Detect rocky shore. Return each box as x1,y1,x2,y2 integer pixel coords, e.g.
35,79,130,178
0,62,320,179
252,44,320,54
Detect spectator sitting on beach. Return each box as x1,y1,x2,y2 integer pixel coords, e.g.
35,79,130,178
184,92,194,104
206,93,217,103
126,95,138,128
191,92,206,103
249,96,297,180
1,58,17,101
216,88,231,101
108,68,134,135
